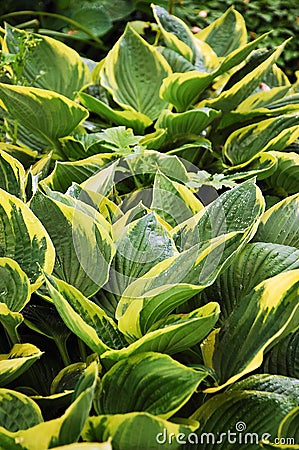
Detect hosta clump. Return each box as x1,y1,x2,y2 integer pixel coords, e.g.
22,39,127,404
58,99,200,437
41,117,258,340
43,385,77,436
0,4,298,450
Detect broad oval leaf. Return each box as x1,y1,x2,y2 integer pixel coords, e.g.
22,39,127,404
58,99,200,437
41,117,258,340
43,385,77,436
195,7,247,57
83,412,198,450
100,24,171,120
101,302,219,366
0,343,43,387
0,257,30,312
105,211,176,297
4,23,91,99
223,113,299,166
202,243,299,320
95,352,208,419
0,388,43,432
188,389,297,450
0,188,55,291
253,193,299,248
151,171,204,228
30,190,114,297
204,269,299,391
45,275,127,354
0,83,88,152
267,151,299,195
262,330,299,379
155,108,219,145
79,92,152,134
42,154,115,193
0,150,25,200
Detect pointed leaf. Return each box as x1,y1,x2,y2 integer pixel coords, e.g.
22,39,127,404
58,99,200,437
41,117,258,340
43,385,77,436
95,352,208,419
101,302,219,366
106,211,176,297
42,154,115,193
45,275,127,354
83,412,198,450
4,24,91,99
0,343,43,386
195,7,247,57
189,389,297,450
254,194,299,248
267,151,299,195
202,243,299,320
79,92,152,134
0,388,43,432
0,361,98,449
0,257,30,312
151,171,204,227
100,24,171,120
224,113,299,166
205,269,299,391
0,150,25,200
30,190,114,296
0,83,88,151
0,188,55,291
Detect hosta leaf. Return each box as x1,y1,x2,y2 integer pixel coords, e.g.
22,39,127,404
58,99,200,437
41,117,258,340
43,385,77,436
267,151,299,195
42,154,115,193
95,352,208,418
223,152,277,181
278,407,299,445
101,302,219,366
158,47,196,73
202,243,299,320
224,114,299,166
236,86,291,112
4,24,91,99
0,150,25,200
195,7,247,57
204,269,299,391
0,303,23,347
200,42,288,112
30,190,114,296
229,374,299,402
0,388,43,432
79,92,152,134
0,361,98,450
0,143,37,169
83,412,198,450
0,257,30,311
105,211,176,297
45,275,127,354
152,4,197,63
117,232,249,339
0,83,88,152
160,32,269,112
155,108,220,145
100,24,171,120
253,194,299,248
188,390,297,450
51,362,86,395
160,71,213,112
0,343,42,386
151,171,204,227
173,179,264,251
262,330,299,378
0,188,55,291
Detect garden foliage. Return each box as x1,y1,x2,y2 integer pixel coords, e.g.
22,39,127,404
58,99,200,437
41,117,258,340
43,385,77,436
0,5,298,449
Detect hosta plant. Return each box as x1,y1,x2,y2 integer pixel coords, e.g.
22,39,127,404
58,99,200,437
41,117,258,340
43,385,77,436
0,4,298,450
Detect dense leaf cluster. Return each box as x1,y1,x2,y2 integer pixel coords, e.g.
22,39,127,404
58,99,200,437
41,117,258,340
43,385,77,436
0,5,298,449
